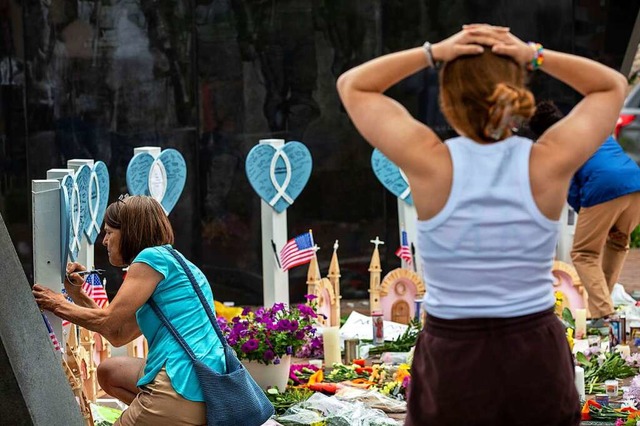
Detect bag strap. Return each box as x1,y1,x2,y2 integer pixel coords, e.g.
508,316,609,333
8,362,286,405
148,299,198,362
161,246,230,349
147,246,232,363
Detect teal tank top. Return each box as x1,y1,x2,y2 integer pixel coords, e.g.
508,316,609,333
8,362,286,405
133,245,225,401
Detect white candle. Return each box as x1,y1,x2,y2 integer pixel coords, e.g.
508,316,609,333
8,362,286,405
575,309,587,339
322,326,341,368
574,366,586,401
616,345,631,358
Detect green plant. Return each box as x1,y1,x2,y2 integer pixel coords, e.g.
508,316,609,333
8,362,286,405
217,296,319,365
362,319,421,355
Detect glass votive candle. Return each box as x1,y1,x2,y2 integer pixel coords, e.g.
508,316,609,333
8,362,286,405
605,379,618,397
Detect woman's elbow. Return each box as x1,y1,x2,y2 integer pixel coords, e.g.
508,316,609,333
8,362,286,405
101,329,129,347
336,71,354,99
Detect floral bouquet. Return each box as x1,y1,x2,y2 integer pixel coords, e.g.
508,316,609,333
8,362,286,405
217,295,319,365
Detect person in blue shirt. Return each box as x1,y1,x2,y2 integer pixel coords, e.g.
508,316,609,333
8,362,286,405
33,195,225,425
529,100,640,320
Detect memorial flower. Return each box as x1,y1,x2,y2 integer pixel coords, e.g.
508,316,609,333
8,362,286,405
217,297,319,365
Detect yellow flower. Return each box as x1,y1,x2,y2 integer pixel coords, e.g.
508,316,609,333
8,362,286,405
308,369,324,385
214,301,244,321
566,327,574,351
394,364,411,383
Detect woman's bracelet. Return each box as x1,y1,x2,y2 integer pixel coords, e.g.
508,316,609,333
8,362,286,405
422,41,438,69
527,42,544,71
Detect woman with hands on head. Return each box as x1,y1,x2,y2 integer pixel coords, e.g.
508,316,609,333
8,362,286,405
33,195,225,426
337,24,627,425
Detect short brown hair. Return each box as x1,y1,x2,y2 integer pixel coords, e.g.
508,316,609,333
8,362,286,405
104,195,174,264
439,48,536,142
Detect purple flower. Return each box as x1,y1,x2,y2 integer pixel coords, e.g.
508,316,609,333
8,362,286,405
277,319,292,331
241,339,259,353
304,294,317,301
242,306,252,316
297,304,318,318
263,349,275,362
218,300,321,364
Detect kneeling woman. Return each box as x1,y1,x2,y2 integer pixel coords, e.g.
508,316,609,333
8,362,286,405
33,195,224,426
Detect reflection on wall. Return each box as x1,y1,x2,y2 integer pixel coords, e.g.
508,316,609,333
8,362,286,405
1,0,639,303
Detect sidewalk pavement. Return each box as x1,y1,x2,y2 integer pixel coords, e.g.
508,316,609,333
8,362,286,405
620,248,640,295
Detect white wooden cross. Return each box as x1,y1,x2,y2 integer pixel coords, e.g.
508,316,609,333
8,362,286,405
370,236,385,249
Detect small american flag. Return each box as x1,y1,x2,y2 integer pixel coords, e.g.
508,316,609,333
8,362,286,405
83,273,108,308
42,313,62,353
280,232,315,271
395,229,413,264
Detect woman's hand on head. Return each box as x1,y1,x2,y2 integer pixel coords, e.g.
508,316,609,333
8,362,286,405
432,24,510,63
484,29,536,66
33,284,67,313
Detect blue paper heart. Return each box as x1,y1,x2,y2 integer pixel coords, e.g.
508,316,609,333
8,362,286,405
68,165,91,261
245,141,312,213
371,149,413,206
155,149,187,214
59,180,71,281
85,161,110,244
126,152,154,196
61,174,79,261
126,149,186,214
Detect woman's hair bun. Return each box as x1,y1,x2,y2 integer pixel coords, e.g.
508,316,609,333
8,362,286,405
483,83,535,140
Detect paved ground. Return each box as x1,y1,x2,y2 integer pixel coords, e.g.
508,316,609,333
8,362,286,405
619,248,640,296
340,248,640,316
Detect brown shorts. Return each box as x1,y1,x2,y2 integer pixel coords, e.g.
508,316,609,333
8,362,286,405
405,309,580,426
115,366,206,426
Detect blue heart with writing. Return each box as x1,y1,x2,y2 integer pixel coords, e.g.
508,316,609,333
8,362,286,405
68,165,91,261
155,149,187,214
245,141,312,213
84,161,110,244
126,149,187,214
371,149,413,206
126,152,154,196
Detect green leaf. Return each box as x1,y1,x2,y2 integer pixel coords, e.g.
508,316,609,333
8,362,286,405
575,351,590,367
562,307,575,328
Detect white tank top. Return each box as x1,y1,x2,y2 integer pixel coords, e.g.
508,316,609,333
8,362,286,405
418,136,558,319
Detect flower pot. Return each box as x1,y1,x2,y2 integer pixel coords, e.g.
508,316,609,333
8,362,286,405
242,355,291,391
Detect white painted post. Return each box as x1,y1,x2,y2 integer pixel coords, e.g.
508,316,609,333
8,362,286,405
32,179,64,357
67,160,95,270
259,139,289,307
557,203,577,264
397,201,423,279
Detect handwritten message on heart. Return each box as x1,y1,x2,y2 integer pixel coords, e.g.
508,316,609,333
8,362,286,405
85,161,110,244
371,149,413,206
245,141,312,213
126,149,187,214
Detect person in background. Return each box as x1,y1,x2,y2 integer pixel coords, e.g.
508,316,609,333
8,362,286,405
529,100,640,320
33,195,225,425
337,24,626,424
